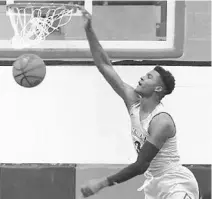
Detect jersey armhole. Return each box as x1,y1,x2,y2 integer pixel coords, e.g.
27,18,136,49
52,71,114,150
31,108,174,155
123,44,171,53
128,100,140,115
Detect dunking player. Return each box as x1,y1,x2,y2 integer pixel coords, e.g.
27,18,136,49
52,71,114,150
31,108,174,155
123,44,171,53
79,7,199,199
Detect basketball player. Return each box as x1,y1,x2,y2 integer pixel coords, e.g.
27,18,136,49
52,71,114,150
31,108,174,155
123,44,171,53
79,7,199,199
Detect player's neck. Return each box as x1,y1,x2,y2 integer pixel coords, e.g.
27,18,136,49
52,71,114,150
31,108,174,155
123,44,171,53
139,97,160,114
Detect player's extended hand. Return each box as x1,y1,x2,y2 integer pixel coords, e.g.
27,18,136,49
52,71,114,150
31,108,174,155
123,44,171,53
77,6,92,29
80,178,108,198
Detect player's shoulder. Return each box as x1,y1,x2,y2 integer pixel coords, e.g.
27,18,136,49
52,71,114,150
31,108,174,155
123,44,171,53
154,111,173,121
152,112,174,128
150,112,175,138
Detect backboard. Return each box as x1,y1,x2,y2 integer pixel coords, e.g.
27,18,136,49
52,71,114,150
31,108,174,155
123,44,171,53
0,0,185,60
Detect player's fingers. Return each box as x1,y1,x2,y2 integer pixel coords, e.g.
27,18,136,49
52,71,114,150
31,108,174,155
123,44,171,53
79,7,91,16
75,4,87,14
81,187,89,197
81,10,88,17
81,187,94,198
75,4,83,10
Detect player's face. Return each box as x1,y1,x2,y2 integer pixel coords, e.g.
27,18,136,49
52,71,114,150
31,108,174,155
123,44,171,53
135,70,162,97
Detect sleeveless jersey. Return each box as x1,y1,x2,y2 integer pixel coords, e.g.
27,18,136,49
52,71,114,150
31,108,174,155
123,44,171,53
129,102,181,177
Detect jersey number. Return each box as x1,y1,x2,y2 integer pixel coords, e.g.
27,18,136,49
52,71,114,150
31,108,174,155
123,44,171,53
134,137,146,153
134,141,141,154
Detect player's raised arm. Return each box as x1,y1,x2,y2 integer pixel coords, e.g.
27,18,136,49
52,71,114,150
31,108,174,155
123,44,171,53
81,8,139,109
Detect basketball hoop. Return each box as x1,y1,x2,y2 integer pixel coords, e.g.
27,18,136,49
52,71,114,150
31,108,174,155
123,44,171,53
6,3,80,49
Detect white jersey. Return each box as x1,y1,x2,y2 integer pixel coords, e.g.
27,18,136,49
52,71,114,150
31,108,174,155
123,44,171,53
129,102,180,176
129,102,199,198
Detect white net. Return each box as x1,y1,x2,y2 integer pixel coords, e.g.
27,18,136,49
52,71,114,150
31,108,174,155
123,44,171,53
6,3,79,49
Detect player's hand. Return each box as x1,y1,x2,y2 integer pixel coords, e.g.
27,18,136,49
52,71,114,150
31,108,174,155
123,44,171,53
80,178,108,198
77,6,92,29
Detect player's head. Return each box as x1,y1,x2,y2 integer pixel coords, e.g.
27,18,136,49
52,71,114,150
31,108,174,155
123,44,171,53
135,65,175,100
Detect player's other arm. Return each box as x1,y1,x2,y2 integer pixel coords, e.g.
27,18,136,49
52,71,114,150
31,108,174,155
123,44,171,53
105,113,174,185
80,114,174,197
81,9,139,109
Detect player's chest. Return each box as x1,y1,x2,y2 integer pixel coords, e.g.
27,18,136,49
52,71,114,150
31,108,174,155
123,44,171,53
130,111,149,142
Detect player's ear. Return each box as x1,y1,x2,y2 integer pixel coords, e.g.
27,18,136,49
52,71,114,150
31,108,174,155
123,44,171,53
155,86,163,93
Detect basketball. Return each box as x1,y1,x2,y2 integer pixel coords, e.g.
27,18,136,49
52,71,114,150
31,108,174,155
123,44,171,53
12,54,46,88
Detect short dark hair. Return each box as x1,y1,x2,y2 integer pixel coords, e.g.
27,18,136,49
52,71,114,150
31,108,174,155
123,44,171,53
154,65,175,95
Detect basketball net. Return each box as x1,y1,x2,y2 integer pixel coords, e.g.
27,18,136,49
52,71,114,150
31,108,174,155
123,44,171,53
6,3,80,49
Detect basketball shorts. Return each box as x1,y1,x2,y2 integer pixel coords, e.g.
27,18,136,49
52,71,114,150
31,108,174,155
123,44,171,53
143,165,199,199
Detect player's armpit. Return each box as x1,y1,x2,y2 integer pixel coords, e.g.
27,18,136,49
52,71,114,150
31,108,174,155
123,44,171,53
123,82,141,109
